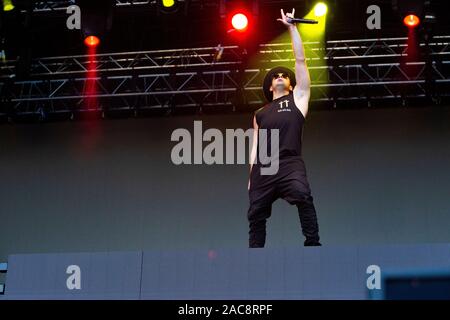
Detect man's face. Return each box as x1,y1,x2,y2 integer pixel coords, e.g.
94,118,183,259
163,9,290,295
270,72,292,93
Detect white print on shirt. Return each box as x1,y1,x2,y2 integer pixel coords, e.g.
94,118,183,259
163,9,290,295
278,99,292,112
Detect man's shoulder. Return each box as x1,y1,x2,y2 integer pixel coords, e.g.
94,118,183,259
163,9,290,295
254,103,269,116
255,106,265,114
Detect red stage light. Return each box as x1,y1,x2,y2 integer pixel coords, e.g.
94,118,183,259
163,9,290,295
231,13,248,31
403,14,420,28
84,35,100,47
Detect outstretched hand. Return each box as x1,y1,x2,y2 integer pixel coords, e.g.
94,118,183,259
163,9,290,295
277,8,296,27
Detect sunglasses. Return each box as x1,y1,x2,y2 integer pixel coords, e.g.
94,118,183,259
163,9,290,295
272,72,289,80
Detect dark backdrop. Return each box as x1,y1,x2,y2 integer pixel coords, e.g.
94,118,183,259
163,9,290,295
1,106,450,262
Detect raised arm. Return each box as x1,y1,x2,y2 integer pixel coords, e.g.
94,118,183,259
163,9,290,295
278,9,311,118
248,115,258,190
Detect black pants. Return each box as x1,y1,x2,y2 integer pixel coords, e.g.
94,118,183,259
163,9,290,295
247,173,321,248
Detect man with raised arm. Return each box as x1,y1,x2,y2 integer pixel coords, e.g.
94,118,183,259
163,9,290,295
247,8,321,248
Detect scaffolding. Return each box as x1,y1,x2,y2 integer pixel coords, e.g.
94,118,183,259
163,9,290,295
1,36,449,117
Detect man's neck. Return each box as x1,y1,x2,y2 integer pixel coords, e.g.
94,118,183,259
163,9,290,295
272,90,290,101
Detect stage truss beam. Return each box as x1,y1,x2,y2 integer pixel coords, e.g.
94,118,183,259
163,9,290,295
1,36,449,117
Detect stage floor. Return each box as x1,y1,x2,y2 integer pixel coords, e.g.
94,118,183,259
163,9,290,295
1,244,450,300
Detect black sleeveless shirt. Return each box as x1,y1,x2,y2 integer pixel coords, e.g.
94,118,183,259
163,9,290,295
255,92,306,159
251,92,311,193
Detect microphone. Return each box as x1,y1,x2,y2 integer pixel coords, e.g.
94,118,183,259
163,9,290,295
287,18,318,24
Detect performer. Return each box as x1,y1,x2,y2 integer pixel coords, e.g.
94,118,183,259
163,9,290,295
247,8,321,248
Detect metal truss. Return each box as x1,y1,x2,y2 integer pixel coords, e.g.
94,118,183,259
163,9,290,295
0,45,244,79
258,36,450,66
32,1,74,12
29,0,191,12
28,0,305,12
1,36,449,117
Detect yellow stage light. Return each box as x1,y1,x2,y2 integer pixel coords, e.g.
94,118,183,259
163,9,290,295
314,3,328,17
3,0,15,11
